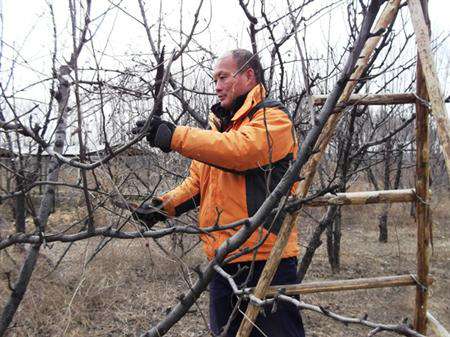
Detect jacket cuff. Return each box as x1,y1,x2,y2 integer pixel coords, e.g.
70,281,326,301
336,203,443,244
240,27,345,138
170,126,188,152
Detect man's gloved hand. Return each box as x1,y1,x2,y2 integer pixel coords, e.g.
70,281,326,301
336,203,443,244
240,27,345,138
131,198,167,230
132,116,176,153
113,198,167,230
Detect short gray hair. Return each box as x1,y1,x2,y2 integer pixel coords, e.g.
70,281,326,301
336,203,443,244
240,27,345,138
230,49,265,85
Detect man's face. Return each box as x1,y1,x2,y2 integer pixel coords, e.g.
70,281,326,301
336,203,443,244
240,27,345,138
213,55,253,110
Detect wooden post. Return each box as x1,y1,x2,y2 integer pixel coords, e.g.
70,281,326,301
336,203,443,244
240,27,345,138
411,0,432,334
236,2,402,336
409,0,450,182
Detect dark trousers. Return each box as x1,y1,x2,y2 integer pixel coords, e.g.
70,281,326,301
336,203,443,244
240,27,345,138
209,257,306,337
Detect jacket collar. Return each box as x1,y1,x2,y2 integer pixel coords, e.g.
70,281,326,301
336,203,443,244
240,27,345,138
231,84,266,122
211,93,248,121
210,84,266,122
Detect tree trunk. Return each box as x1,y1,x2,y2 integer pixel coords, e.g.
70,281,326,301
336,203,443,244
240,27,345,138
394,144,404,189
366,166,380,191
378,137,392,242
378,205,389,242
14,169,26,233
327,207,341,273
298,206,337,282
326,108,358,273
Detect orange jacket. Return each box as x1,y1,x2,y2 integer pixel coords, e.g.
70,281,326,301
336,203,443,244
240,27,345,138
160,84,299,263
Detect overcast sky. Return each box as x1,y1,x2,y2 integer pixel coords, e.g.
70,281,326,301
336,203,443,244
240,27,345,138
1,0,448,81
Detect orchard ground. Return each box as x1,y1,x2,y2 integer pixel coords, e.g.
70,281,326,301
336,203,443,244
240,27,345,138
0,188,449,337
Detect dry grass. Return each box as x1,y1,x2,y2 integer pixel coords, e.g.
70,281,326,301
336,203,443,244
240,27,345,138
1,235,208,337
0,190,449,337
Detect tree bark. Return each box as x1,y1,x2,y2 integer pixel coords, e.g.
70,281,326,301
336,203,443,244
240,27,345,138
14,169,26,233
298,206,337,282
327,207,341,273
379,137,392,242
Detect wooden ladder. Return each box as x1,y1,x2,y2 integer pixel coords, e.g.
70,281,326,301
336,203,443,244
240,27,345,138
236,0,450,336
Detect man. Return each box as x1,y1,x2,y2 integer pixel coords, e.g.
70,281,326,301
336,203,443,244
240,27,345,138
133,49,305,337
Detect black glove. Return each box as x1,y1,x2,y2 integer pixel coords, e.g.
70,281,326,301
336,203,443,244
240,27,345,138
130,198,167,230
132,116,175,153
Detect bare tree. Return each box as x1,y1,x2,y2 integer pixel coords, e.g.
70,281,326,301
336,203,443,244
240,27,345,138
0,1,446,336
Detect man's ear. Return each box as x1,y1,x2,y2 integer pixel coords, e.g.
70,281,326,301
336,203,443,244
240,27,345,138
244,67,255,83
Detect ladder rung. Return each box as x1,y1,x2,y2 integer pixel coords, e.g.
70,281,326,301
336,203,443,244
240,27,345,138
309,93,416,107
260,274,433,297
305,188,416,207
